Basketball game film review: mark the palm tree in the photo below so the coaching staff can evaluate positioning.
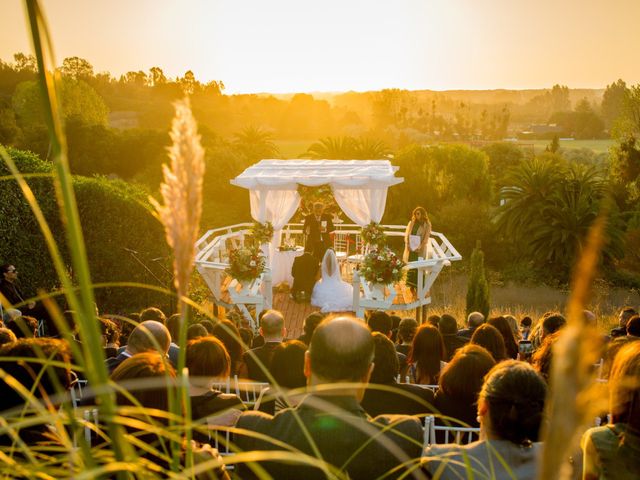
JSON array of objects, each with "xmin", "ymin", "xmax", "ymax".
[
  {"xmin": 304, "ymin": 136, "xmax": 358, "ymax": 159},
  {"xmin": 233, "ymin": 125, "xmax": 279, "ymax": 162},
  {"xmin": 353, "ymin": 137, "xmax": 391, "ymax": 159}
]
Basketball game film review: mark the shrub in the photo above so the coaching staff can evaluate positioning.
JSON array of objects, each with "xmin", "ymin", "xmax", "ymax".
[{"xmin": 466, "ymin": 243, "xmax": 490, "ymax": 318}]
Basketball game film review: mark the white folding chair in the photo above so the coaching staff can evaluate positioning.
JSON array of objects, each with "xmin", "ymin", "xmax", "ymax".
[
  {"xmin": 414, "ymin": 384, "xmax": 439, "ymax": 393},
  {"xmin": 333, "ymin": 232, "xmax": 349, "ymax": 261},
  {"xmin": 424, "ymin": 415, "xmax": 480, "ymax": 446},
  {"xmin": 233, "ymin": 376, "xmax": 269, "ymax": 409},
  {"xmin": 212, "ymin": 377, "xmax": 232, "ymax": 394}
]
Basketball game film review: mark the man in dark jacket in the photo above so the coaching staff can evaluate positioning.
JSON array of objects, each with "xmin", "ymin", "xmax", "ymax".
[
  {"xmin": 234, "ymin": 316, "xmax": 423, "ymax": 479},
  {"xmin": 241, "ymin": 309, "xmax": 286, "ymax": 382},
  {"xmin": 290, "ymin": 250, "xmax": 319, "ymax": 302},
  {"xmin": 303, "ymin": 202, "xmax": 335, "ymax": 262}
]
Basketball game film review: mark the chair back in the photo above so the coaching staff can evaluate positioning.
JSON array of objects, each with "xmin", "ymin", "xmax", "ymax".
[
  {"xmin": 423, "ymin": 415, "xmax": 480, "ymax": 446},
  {"xmin": 234, "ymin": 376, "xmax": 269, "ymax": 408}
]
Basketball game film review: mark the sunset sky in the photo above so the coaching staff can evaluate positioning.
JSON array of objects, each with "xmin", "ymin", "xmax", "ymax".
[{"xmin": 3, "ymin": 0, "xmax": 640, "ymax": 94}]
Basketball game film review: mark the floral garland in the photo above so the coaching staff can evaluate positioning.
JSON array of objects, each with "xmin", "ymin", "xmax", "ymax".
[
  {"xmin": 226, "ymin": 247, "xmax": 266, "ymax": 282},
  {"xmin": 361, "ymin": 221, "xmax": 387, "ymax": 247},
  {"xmin": 359, "ymin": 247, "xmax": 405, "ymax": 284},
  {"xmin": 250, "ymin": 221, "xmax": 274, "ymax": 244}
]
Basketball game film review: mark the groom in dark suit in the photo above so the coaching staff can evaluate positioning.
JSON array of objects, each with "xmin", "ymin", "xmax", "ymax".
[{"xmin": 303, "ymin": 202, "xmax": 335, "ymax": 262}]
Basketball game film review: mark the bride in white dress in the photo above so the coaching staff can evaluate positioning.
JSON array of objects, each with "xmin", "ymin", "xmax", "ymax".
[{"xmin": 311, "ymin": 249, "xmax": 354, "ymax": 313}]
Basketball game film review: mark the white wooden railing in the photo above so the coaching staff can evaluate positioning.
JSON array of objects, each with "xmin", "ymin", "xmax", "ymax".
[{"xmin": 195, "ymin": 223, "xmax": 461, "ymax": 327}]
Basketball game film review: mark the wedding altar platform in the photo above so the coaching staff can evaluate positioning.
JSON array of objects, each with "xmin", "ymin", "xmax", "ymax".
[{"xmin": 195, "ymin": 159, "xmax": 462, "ymax": 330}]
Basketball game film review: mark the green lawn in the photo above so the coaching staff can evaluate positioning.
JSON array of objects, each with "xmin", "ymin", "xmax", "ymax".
[
  {"xmin": 275, "ymin": 140, "xmax": 315, "ymax": 158},
  {"xmin": 525, "ymin": 139, "xmax": 614, "ymax": 154}
]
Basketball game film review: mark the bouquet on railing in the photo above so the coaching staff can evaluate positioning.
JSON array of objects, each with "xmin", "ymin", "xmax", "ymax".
[
  {"xmin": 250, "ymin": 221, "xmax": 274, "ymax": 244},
  {"xmin": 226, "ymin": 247, "xmax": 266, "ymax": 282},
  {"xmin": 361, "ymin": 221, "xmax": 387, "ymax": 247},
  {"xmin": 359, "ymin": 247, "xmax": 405, "ymax": 284}
]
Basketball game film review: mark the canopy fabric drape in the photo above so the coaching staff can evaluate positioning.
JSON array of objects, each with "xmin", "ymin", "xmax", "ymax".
[{"xmin": 331, "ymin": 186, "xmax": 388, "ymax": 226}]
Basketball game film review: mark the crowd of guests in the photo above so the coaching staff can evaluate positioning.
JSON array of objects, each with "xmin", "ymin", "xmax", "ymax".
[{"xmin": 0, "ymin": 295, "xmax": 639, "ymax": 478}]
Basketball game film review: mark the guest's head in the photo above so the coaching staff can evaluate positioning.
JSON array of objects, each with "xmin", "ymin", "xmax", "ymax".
[
  {"xmin": 532, "ymin": 331, "xmax": 561, "ymax": 382},
  {"xmin": 626, "ymin": 315, "xmax": 640, "ymax": 337},
  {"xmin": 120, "ymin": 313, "xmax": 140, "ymax": 344},
  {"xmin": 313, "ymin": 202, "xmax": 324, "ymax": 216},
  {"xmin": 438, "ymin": 314, "xmax": 458, "ymax": 336},
  {"xmin": 618, "ymin": 307, "xmax": 638, "ymax": 328},
  {"xmin": 0, "ymin": 338, "xmax": 71, "ymax": 411},
  {"xmin": 367, "ymin": 311, "xmax": 393, "ymax": 336},
  {"xmin": 306, "ymin": 316, "xmax": 374, "ymax": 390},
  {"xmin": 369, "ymin": 332, "xmax": 400, "ymax": 385},
  {"xmin": 166, "ymin": 314, "xmax": 181, "ymax": 343},
  {"xmin": 6, "ymin": 316, "xmax": 38, "ymax": 339},
  {"xmin": 2, "ymin": 308, "xmax": 21, "ymax": 323},
  {"xmin": 609, "ymin": 341, "xmax": 640, "ymax": 428},
  {"xmin": 211, "ymin": 320, "xmax": 244, "ymax": 374},
  {"xmin": 398, "ymin": 318, "xmax": 418, "ymax": 344},
  {"xmin": 200, "ymin": 319, "xmax": 216, "ymax": 335},
  {"xmin": 439, "ymin": 344, "xmax": 496, "ymax": 399},
  {"xmin": 187, "ymin": 324, "xmax": 208, "ymax": 341},
  {"xmin": 478, "ymin": 361, "xmax": 547, "ymax": 445},
  {"xmin": 541, "ymin": 313, "xmax": 566, "ymax": 339},
  {"xmin": 139, "ymin": 307, "xmax": 167, "ymax": 325},
  {"xmin": 260, "ymin": 310, "xmax": 286, "ymax": 342},
  {"xmin": 488, "ymin": 316, "xmax": 518, "ymax": 356},
  {"xmin": 112, "ymin": 352, "xmax": 176, "ymax": 411},
  {"xmin": 99, "ymin": 317, "xmax": 120, "ymax": 347},
  {"xmin": 520, "ymin": 316, "xmax": 532, "ymax": 330},
  {"xmin": 411, "ymin": 206, "xmax": 428, "ymax": 224},
  {"xmin": 408, "ymin": 324, "xmax": 446, "ymax": 382},
  {"xmin": 271, "ymin": 340, "xmax": 307, "ymax": 390},
  {"xmin": 186, "ymin": 336, "xmax": 230, "ymax": 389},
  {"xmin": 427, "ymin": 315, "xmax": 440, "ymax": 328},
  {"xmin": 1, "ymin": 264, "xmax": 17, "ymax": 282},
  {"xmin": 238, "ymin": 327, "xmax": 254, "ymax": 348},
  {"xmin": 0, "ymin": 327, "xmax": 17, "ymax": 346},
  {"xmin": 471, "ymin": 324, "xmax": 507, "ymax": 362},
  {"xmin": 127, "ymin": 320, "xmax": 171, "ymax": 356},
  {"xmin": 503, "ymin": 315, "xmax": 520, "ymax": 340},
  {"xmin": 467, "ymin": 311, "xmax": 485, "ymax": 329},
  {"xmin": 300, "ymin": 313, "xmax": 324, "ymax": 344},
  {"xmin": 583, "ymin": 310, "xmax": 597, "ymax": 326}
]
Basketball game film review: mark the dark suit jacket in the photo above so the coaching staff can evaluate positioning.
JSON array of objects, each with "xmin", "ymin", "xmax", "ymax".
[
  {"xmin": 235, "ymin": 394, "xmax": 423, "ymax": 479},
  {"xmin": 303, "ymin": 213, "xmax": 335, "ymax": 248},
  {"xmin": 457, "ymin": 327, "xmax": 477, "ymax": 340},
  {"xmin": 442, "ymin": 334, "xmax": 468, "ymax": 361},
  {"xmin": 106, "ymin": 352, "xmax": 131, "ymax": 373},
  {"xmin": 361, "ymin": 382, "xmax": 435, "ymax": 418},
  {"xmin": 291, "ymin": 252, "xmax": 319, "ymax": 295},
  {"xmin": 242, "ymin": 341, "xmax": 281, "ymax": 382}
]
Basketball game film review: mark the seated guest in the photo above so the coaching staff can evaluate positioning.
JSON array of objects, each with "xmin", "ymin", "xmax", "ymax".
[
  {"xmin": 581, "ymin": 341, "xmax": 640, "ymax": 479},
  {"xmin": 541, "ymin": 313, "xmax": 566, "ymax": 341},
  {"xmin": 113, "ymin": 352, "xmax": 229, "ymax": 479},
  {"xmin": 427, "ymin": 315, "xmax": 440, "ymax": 328},
  {"xmin": 6, "ymin": 315, "xmax": 38, "ymax": 339},
  {"xmin": 457, "ymin": 311, "xmax": 485, "ymax": 340},
  {"xmin": 119, "ymin": 312, "xmax": 139, "ymax": 345},
  {"xmin": 106, "ymin": 320, "xmax": 171, "ymax": 373},
  {"xmin": 390, "ymin": 314, "xmax": 402, "ymax": 343},
  {"xmin": 187, "ymin": 323, "xmax": 208, "ymax": 341},
  {"xmin": 136, "ymin": 307, "xmax": 179, "ymax": 366},
  {"xmin": 211, "ymin": 320, "xmax": 245, "ymax": 377},
  {"xmin": 626, "ymin": 315, "xmax": 640, "ymax": 337},
  {"xmin": 361, "ymin": 332, "xmax": 435, "ymax": 418},
  {"xmin": 368, "ymin": 311, "xmax": 408, "ymax": 371},
  {"xmin": 258, "ymin": 340, "xmax": 308, "ymax": 415},
  {"xmin": 438, "ymin": 314, "xmax": 467, "ymax": 361},
  {"xmin": 423, "ymin": 360, "xmax": 547, "ymax": 480},
  {"xmin": 0, "ymin": 338, "xmax": 70, "ymax": 448},
  {"xmin": 602, "ymin": 336, "xmax": 639, "ymax": 380},
  {"xmin": 504, "ymin": 314, "xmax": 521, "ymax": 341},
  {"xmin": 200, "ymin": 319, "xmax": 216, "ymax": 335},
  {"xmin": 166, "ymin": 313, "xmax": 181, "ymax": 343},
  {"xmin": 297, "ymin": 312, "xmax": 324, "ymax": 346},
  {"xmin": 396, "ymin": 318, "xmax": 418, "ymax": 356},
  {"xmin": 520, "ymin": 316, "xmax": 533, "ymax": 340},
  {"xmin": 408, "ymin": 324, "xmax": 446, "ymax": 384},
  {"xmin": 488, "ymin": 316, "xmax": 519, "ymax": 359},
  {"xmin": 99, "ymin": 317, "xmax": 120, "ymax": 359},
  {"xmin": 610, "ymin": 307, "xmax": 638, "ymax": 339},
  {"xmin": 241, "ymin": 310, "xmax": 286, "ymax": 382},
  {"xmin": 186, "ymin": 336, "xmax": 245, "ymax": 443},
  {"xmin": 434, "ymin": 345, "xmax": 496, "ymax": 434},
  {"xmin": 532, "ymin": 331, "xmax": 561, "ymax": 382},
  {"xmin": 470, "ymin": 324, "xmax": 507, "ymax": 362},
  {"xmin": 234, "ymin": 315, "xmax": 423, "ymax": 479},
  {"xmin": 0, "ymin": 327, "xmax": 17, "ymax": 346},
  {"xmin": 238, "ymin": 327, "xmax": 254, "ymax": 349}
]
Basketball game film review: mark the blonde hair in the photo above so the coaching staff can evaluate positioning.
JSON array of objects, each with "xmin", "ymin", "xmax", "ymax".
[{"xmin": 411, "ymin": 206, "xmax": 429, "ymax": 224}]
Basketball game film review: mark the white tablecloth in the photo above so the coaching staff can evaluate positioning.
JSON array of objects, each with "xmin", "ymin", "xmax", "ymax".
[{"xmin": 271, "ymin": 247, "xmax": 304, "ymax": 286}]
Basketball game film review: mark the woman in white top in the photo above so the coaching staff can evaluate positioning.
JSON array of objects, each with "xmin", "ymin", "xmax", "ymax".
[
  {"xmin": 311, "ymin": 249, "xmax": 353, "ymax": 313},
  {"xmin": 404, "ymin": 206, "xmax": 431, "ymax": 289}
]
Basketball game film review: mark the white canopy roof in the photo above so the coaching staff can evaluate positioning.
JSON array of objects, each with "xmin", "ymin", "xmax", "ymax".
[{"xmin": 231, "ymin": 159, "xmax": 404, "ymax": 190}]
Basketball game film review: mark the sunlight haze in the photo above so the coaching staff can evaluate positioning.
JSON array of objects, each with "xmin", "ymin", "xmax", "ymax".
[{"xmin": 2, "ymin": 0, "xmax": 640, "ymax": 93}]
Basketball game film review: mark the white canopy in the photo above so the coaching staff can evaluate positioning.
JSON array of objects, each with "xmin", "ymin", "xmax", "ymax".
[
  {"xmin": 231, "ymin": 159, "xmax": 404, "ymax": 190},
  {"xmin": 230, "ymin": 159, "xmax": 404, "ymax": 263}
]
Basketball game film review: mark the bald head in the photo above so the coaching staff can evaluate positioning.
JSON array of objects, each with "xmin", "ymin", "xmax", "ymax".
[
  {"xmin": 260, "ymin": 309, "xmax": 285, "ymax": 340},
  {"xmin": 127, "ymin": 321, "xmax": 171, "ymax": 355},
  {"xmin": 308, "ymin": 316, "xmax": 374, "ymax": 383}
]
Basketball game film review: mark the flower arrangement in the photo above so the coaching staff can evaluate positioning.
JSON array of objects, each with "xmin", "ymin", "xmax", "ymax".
[
  {"xmin": 359, "ymin": 247, "xmax": 405, "ymax": 284},
  {"xmin": 250, "ymin": 221, "xmax": 274, "ymax": 244},
  {"xmin": 226, "ymin": 247, "xmax": 266, "ymax": 282},
  {"xmin": 361, "ymin": 221, "xmax": 387, "ymax": 247}
]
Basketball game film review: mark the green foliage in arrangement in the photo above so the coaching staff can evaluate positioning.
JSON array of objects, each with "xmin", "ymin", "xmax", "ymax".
[
  {"xmin": 466, "ymin": 243, "xmax": 490, "ymax": 318},
  {"xmin": 360, "ymin": 247, "xmax": 405, "ymax": 284},
  {"xmin": 226, "ymin": 246, "xmax": 265, "ymax": 282},
  {"xmin": 0, "ymin": 146, "xmax": 170, "ymax": 312}
]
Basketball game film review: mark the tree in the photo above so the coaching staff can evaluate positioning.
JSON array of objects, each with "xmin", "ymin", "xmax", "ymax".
[
  {"xmin": 60, "ymin": 56, "xmax": 94, "ymax": 80},
  {"xmin": 482, "ymin": 142, "xmax": 525, "ymax": 186},
  {"xmin": 120, "ymin": 70, "xmax": 147, "ymax": 87},
  {"xmin": 12, "ymin": 53, "xmax": 36, "ymax": 73},
  {"xmin": 601, "ymin": 79, "xmax": 628, "ymax": 129},
  {"xmin": 233, "ymin": 126, "xmax": 279, "ymax": 162},
  {"xmin": 548, "ymin": 84, "xmax": 571, "ymax": 113},
  {"xmin": 466, "ymin": 243, "xmax": 490, "ymax": 318},
  {"xmin": 178, "ymin": 70, "xmax": 200, "ymax": 95},
  {"xmin": 305, "ymin": 136, "xmax": 358, "ymax": 159},
  {"xmin": 148, "ymin": 66, "xmax": 167, "ymax": 86},
  {"xmin": 546, "ymin": 135, "xmax": 560, "ymax": 153}
]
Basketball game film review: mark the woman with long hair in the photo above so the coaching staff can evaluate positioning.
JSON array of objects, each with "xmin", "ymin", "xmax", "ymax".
[
  {"xmin": 488, "ymin": 316, "xmax": 519, "ymax": 359},
  {"xmin": 471, "ymin": 323, "xmax": 508, "ymax": 362},
  {"xmin": 408, "ymin": 324, "xmax": 446, "ymax": 385},
  {"xmin": 403, "ymin": 206, "xmax": 431, "ymax": 289}
]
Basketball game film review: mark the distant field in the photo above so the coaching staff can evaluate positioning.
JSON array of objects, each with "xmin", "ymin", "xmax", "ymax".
[
  {"xmin": 520, "ymin": 139, "xmax": 614, "ymax": 154},
  {"xmin": 275, "ymin": 140, "xmax": 315, "ymax": 158}
]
